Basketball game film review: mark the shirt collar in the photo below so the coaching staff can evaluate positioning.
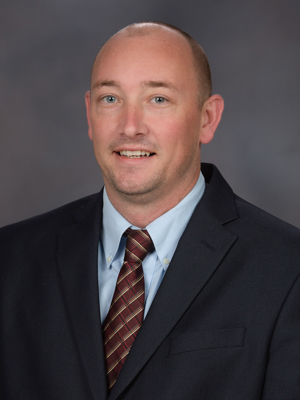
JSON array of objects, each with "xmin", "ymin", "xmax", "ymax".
[
  {"xmin": 146, "ymin": 172, "xmax": 205, "ymax": 270},
  {"xmin": 102, "ymin": 188, "xmax": 131, "ymax": 268},
  {"xmin": 101, "ymin": 172, "xmax": 205, "ymax": 269}
]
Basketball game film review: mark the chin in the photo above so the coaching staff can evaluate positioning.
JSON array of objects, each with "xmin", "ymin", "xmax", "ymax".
[
  {"xmin": 115, "ymin": 184, "xmax": 155, "ymax": 197},
  {"xmin": 113, "ymin": 179, "xmax": 162, "ymax": 198},
  {"xmin": 104, "ymin": 168, "xmax": 164, "ymax": 198}
]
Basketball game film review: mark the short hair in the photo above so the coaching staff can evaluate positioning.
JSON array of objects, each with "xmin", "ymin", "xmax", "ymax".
[{"xmin": 92, "ymin": 22, "xmax": 212, "ymax": 107}]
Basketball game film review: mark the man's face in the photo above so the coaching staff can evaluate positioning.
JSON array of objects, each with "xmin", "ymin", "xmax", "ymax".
[{"xmin": 86, "ymin": 29, "xmax": 205, "ymax": 206}]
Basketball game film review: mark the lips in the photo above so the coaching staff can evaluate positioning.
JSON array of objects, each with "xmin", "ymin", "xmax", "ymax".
[{"xmin": 119, "ymin": 150, "xmax": 153, "ymax": 158}]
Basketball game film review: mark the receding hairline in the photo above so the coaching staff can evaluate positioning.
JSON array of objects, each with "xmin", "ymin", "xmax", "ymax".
[
  {"xmin": 118, "ymin": 22, "xmax": 188, "ymax": 38},
  {"xmin": 91, "ymin": 22, "xmax": 212, "ymax": 106}
]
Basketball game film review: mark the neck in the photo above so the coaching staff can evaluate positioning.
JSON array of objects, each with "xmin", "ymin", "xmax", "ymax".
[{"xmin": 105, "ymin": 175, "xmax": 200, "ymax": 228}]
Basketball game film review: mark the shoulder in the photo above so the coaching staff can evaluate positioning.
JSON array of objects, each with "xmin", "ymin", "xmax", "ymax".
[
  {"xmin": 202, "ymin": 162, "xmax": 300, "ymax": 239},
  {"xmin": 233, "ymin": 194, "xmax": 300, "ymax": 244},
  {"xmin": 201, "ymin": 163, "xmax": 300, "ymax": 270},
  {"xmin": 0, "ymin": 192, "xmax": 101, "ymax": 245},
  {"xmin": 227, "ymin": 194, "xmax": 300, "ymax": 284}
]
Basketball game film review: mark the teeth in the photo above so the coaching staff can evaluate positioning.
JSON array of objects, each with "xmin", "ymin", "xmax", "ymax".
[{"xmin": 119, "ymin": 150, "xmax": 151, "ymax": 158}]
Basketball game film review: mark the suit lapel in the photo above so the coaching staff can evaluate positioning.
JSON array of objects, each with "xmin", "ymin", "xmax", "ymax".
[
  {"xmin": 56, "ymin": 192, "xmax": 108, "ymax": 400},
  {"xmin": 109, "ymin": 164, "xmax": 239, "ymax": 400}
]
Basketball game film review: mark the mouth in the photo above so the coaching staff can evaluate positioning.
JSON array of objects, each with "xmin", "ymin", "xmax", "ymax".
[{"xmin": 117, "ymin": 150, "xmax": 155, "ymax": 158}]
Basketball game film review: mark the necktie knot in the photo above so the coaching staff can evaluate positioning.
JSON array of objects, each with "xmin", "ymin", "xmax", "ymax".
[{"xmin": 124, "ymin": 228, "xmax": 153, "ymax": 264}]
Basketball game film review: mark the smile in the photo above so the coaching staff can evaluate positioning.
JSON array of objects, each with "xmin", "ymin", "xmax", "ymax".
[{"xmin": 119, "ymin": 150, "xmax": 153, "ymax": 158}]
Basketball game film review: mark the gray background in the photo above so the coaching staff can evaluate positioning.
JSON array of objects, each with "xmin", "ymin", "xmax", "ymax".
[{"xmin": 1, "ymin": 0, "xmax": 300, "ymax": 228}]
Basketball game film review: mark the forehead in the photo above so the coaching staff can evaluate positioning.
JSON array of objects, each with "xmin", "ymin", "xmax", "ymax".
[{"xmin": 91, "ymin": 29, "xmax": 196, "ymax": 88}]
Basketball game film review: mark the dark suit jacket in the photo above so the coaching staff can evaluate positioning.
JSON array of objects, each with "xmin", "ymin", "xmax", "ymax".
[{"xmin": 1, "ymin": 163, "xmax": 300, "ymax": 400}]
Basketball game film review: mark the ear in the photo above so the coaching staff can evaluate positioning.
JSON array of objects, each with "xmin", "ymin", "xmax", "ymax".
[
  {"xmin": 199, "ymin": 94, "xmax": 224, "ymax": 144},
  {"xmin": 85, "ymin": 91, "xmax": 93, "ymax": 141}
]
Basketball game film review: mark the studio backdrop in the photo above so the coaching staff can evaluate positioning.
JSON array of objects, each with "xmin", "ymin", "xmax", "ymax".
[{"xmin": 1, "ymin": 0, "xmax": 299, "ymax": 228}]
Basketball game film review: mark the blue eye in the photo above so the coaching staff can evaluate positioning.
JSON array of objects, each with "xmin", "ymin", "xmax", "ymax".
[
  {"xmin": 152, "ymin": 97, "xmax": 167, "ymax": 104},
  {"xmin": 103, "ymin": 95, "xmax": 117, "ymax": 103}
]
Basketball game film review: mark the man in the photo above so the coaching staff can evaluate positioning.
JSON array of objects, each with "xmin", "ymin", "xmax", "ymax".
[{"xmin": 1, "ymin": 22, "xmax": 300, "ymax": 400}]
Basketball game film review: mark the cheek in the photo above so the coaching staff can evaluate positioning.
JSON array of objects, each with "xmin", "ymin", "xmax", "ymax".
[
  {"xmin": 155, "ymin": 117, "xmax": 198, "ymax": 151},
  {"xmin": 90, "ymin": 117, "xmax": 113, "ymax": 144}
]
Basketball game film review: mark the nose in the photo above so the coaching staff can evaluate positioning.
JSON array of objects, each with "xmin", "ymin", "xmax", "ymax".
[{"xmin": 119, "ymin": 103, "xmax": 148, "ymax": 138}]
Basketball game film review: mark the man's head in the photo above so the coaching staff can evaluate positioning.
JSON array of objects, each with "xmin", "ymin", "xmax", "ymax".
[
  {"xmin": 85, "ymin": 22, "xmax": 224, "ymax": 222},
  {"xmin": 91, "ymin": 22, "xmax": 212, "ymax": 107}
]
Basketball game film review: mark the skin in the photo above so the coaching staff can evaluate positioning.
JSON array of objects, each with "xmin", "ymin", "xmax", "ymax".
[{"xmin": 85, "ymin": 26, "xmax": 224, "ymax": 227}]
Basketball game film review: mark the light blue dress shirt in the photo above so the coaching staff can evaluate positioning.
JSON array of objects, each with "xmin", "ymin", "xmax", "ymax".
[{"xmin": 98, "ymin": 172, "xmax": 205, "ymax": 323}]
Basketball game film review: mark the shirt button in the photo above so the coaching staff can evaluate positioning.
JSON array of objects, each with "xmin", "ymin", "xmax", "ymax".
[
  {"xmin": 163, "ymin": 258, "xmax": 170, "ymax": 265},
  {"xmin": 107, "ymin": 256, "xmax": 112, "ymax": 263}
]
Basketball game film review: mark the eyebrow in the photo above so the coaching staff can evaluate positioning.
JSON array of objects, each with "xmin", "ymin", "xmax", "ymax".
[
  {"xmin": 92, "ymin": 79, "xmax": 178, "ymax": 92},
  {"xmin": 141, "ymin": 80, "xmax": 178, "ymax": 91},
  {"xmin": 92, "ymin": 80, "xmax": 120, "ymax": 91}
]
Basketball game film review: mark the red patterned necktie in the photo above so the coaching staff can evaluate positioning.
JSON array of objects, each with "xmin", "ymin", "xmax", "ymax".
[{"xmin": 103, "ymin": 228, "xmax": 153, "ymax": 390}]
